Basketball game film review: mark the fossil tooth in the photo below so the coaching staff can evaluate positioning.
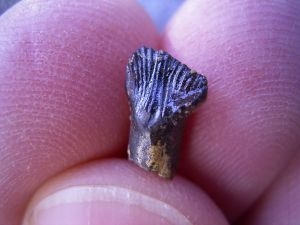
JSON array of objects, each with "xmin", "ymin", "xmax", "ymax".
[{"xmin": 126, "ymin": 46, "xmax": 208, "ymax": 179}]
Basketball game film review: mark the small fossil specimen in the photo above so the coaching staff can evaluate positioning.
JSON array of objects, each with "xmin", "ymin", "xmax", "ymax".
[{"xmin": 126, "ymin": 47, "xmax": 208, "ymax": 179}]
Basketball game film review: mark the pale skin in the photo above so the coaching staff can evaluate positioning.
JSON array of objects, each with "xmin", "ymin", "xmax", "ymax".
[{"xmin": 0, "ymin": 0, "xmax": 300, "ymax": 225}]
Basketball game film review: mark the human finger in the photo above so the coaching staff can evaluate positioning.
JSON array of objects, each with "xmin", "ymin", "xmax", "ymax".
[
  {"xmin": 0, "ymin": 0, "xmax": 158, "ymax": 224},
  {"xmin": 163, "ymin": 0, "xmax": 300, "ymax": 221},
  {"xmin": 22, "ymin": 159, "xmax": 229, "ymax": 225},
  {"xmin": 241, "ymin": 154, "xmax": 300, "ymax": 224}
]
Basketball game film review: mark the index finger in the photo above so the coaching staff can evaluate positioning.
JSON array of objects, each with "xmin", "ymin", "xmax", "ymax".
[{"xmin": 0, "ymin": 0, "xmax": 157, "ymax": 224}]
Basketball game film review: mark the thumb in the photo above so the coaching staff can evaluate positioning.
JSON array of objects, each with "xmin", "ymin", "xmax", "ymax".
[{"xmin": 22, "ymin": 159, "xmax": 228, "ymax": 225}]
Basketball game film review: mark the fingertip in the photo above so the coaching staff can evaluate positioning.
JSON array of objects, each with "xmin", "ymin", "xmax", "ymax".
[
  {"xmin": 0, "ymin": 0, "xmax": 158, "ymax": 157},
  {"xmin": 0, "ymin": 0, "xmax": 158, "ymax": 224},
  {"xmin": 163, "ymin": 0, "xmax": 300, "ymax": 220},
  {"xmin": 23, "ymin": 159, "xmax": 228, "ymax": 225}
]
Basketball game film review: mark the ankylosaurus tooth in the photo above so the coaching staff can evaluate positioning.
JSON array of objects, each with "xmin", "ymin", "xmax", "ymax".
[{"xmin": 126, "ymin": 46, "xmax": 208, "ymax": 179}]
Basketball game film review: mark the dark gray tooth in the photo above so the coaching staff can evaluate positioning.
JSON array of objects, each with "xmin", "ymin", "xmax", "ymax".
[{"xmin": 126, "ymin": 46, "xmax": 208, "ymax": 179}]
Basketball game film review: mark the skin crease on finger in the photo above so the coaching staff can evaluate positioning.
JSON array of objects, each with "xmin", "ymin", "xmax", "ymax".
[
  {"xmin": 0, "ymin": 0, "xmax": 159, "ymax": 224},
  {"xmin": 163, "ymin": 0, "xmax": 300, "ymax": 222},
  {"xmin": 22, "ymin": 159, "xmax": 229, "ymax": 225},
  {"xmin": 241, "ymin": 153, "xmax": 300, "ymax": 225}
]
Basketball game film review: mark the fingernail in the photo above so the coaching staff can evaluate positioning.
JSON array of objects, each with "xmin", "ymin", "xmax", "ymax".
[{"xmin": 23, "ymin": 185, "xmax": 191, "ymax": 225}]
